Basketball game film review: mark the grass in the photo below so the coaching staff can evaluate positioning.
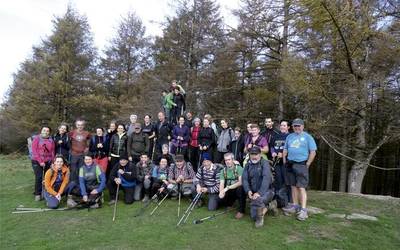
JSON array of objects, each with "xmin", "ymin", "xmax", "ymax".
[{"xmin": 0, "ymin": 155, "xmax": 399, "ymax": 250}]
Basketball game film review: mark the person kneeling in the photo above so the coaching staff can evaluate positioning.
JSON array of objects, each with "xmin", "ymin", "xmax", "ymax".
[
  {"xmin": 219, "ymin": 153, "xmax": 246, "ymax": 219},
  {"xmin": 135, "ymin": 154, "xmax": 155, "ymax": 202},
  {"xmin": 67, "ymin": 153, "xmax": 106, "ymax": 208},
  {"xmin": 242, "ymin": 147, "xmax": 274, "ymax": 228},
  {"xmin": 192, "ymin": 155, "xmax": 221, "ymax": 211},
  {"xmin": 44, "ymin": 155, "xmax": 70, "ymax": 208},
  {"xmin": 108, "ymin": 154, "xmax": 137, "ymax": 205},
  {"xmin": 167, "ymin": 155, "xmax": 195, "ymax": 198}
]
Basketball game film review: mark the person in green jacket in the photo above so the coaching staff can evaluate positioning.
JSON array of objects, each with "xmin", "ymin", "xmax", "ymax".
[{"xmin": 162, "ymin": 89, "xmax": 177, "ymax": 124}]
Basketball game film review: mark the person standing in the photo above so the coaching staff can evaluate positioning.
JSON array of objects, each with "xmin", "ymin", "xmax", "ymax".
[
  {"xmin": 108, "ymin": 124, "xmax": 128, "ymax": 179},
  {"xmin": 154, "ymin": 112, "xmax": 172, "ymax": 157},
  {"xmin": 216, "ymin": 119, "xmax": 235, "ymax": 163},
  {"xmin": 53, "ymin": 123, "xmax": 70, "ymax": 161},
  {"xmin": 282, "ymin": 119, "xmax": 317, "ymax": 221},
  {"xmin": 229, "ymin": 127, "xmax": 245, "ymax": 165},
  {"xmin": 188, "ymin": 117, "xmax": 201, "ymax": 172},
  {"xmin": 31, "ymin": 126, "xmax": 55, "ymax": 201},
  {"xmin": 127, "ymin": 123, "xmax": 150, "ymax": 165},
  {"xmin": 198, "ymin": 118, "xmax": 216, "ymax": 163},
  {"xmin": 68, "ymin": 119, "xmax": 91, "ymax": 184},
  {"xmin": 142, "ymin": 114, "xmax": 156, "ymax": 160},
  {"xmin": 171, "ymin": 116, "xmax": 190, "ymax": 158},
  {"xmin": 172, "ymin": 88, "xmax": 186, "ymax": 124},
  {"xmin": 261, "ymin": 117, "xmax": 279, "ymax": 159},
  {"xmin": 127, "ymin": 114, "xmax": 138, "ymax": 137},
  {"xmin": 89, "ymin": 127, "xmax": 109, "ymax": 173}
]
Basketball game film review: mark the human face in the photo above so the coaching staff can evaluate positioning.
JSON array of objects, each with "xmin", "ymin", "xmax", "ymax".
[
  {"xmin": 54, "ymin": 157, "xmax": 64, "ymax": 170},
  {"xmin": 84, "ymin": 156, "xmax": 93, "ymax": 166},
  {"xmin": 130, "ymin": 115, "xmax": 137, "ymax": 124},
  {"xmin": 186, "ymin": 113, "xmax": 192, "ymax": 120},
  {"xmin": 117, "ymin": 125, "xmax": 125, "ymax": 134},
  {"xmin": 58, "ymin": 125, "xmax": 67, "ymax": 135},
  {"xmin": 194, "ymin": 120, "xmax": 200, "ymax": 127},
  {"xmin": 109, "ymin": 123, "xmax": 116, "ymax": 132},
  {"xmin": 247, "ymin": 124, "xmax": 252, "ymax": 133},
  {"xmin": 158, "ymin": 112, "xmax": 165, "ymax": 122},
  {"xmin": 280, "ymin": 122, "xmax": 289, "ymax": 133},
  {"xmin": 76, "ymin": 121, "xmax": 85, "ymax": 131},
  {"xmin": 179, "ymin": 117, "xmax": 185, "ymax": 126},
  {"xmin": 220, "ymin": 120, "xmax": 228, "ymax": 129},
  {"xmin": 234, "ymin": 130, "xmax": 241, "ymax": 138},
  {"xmin": 293, "ymin": 124, "xmax": 304, "ymax": 134},
  {"xmin": 251, "ymin": 127, "xmax": 260, "ymax": 136},
  {"xmin": 224, "ymin": 156, "xmax": 234, "ymax": 167},
  {"xmin": 144, "ymin": 116, "xmax": 151, "ymax": 124},
  {"xmin": 159, "ymin": 159, "xmax": 168, "ymax": 168},
  {"xmin": 96, "ymin": 128, "xmax": 103, "ymax": 136},
  {"xmin": 119, "ymin": 159, "xmax": 128, "ymax": 167},
  {"xmin": 250, "ymin": 153, "xmax": 261, "ymax": 163},
  {"xmin": 162, "ymin": 145, "xmax": 169, "ymax": 154},
  {"xmin": 140, "ymin": 155, "xmax": 148, "ymax": 163},
  {"xmin": 203, "ymin": 119, "xmax": 210, "ymax": 127},
  {"xmin": 265, "ymin": 118, "xmax": 273, "ymax": 129},
  {"xmin": 41, "ymin": 127, "xmax": 50, "ymax": 138},
  {"xmin": 174, "ymin": 89, "xmax": 180, "ymax": 95},
  {"xmin": 176, "ymin": 160, "xmax": 184, "ymax": 168}
]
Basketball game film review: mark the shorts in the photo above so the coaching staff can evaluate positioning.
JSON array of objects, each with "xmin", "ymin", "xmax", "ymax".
[{"xmin": 285, "ymin": 161, "xmax": 309, "ymax": 188}]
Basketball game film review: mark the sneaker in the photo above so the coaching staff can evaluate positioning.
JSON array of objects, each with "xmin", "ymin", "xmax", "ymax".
[
  {"xmin": 34, "ymin": 195, "xmax": 41, "ymax": 202},
  {"xmin": 67, "ymin": 196, "xmax": 77, "ymax": 208},
  {"xmin": 255, "ymin": 207, "xmax": 267, "ymax": 228},
  {"xmin": 297, "ymin": 209, "xmax": 308, "ymax": 221},
  {"xmin": 282, "ymin": 204, "xmax": 298, "ymax": 216},
  {"xmin": 235, "ymin": 212, "xmax": 244, "ymax": 219},
  {"xmin": 142, "ymin": 195, "xmax": 149, "ymax": 203},
  {"xmin": 268, "ymin": 200, "xmax": 279, "ymax": 216},
  {"xmin": 90, "ymin": 203, "xmax": 99, "ymax": 209},
  {"xmin": 108, "ymin": 200, "xmax": 116, "ymax": 205}
]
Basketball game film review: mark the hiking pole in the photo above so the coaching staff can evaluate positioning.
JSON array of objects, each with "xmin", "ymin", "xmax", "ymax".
[
  {"xmin": 112, "ymin": 184, "xmax": 120, "ymax": 222},
  {"xmin": 150, "ymin": 186, "xmax": 175, "ymax": 216},
  {"xmin": 13, "ymin": 207, "xmax": 69, "ymax": 213},
  {"xmin": 183, "ymin": 192, "xmax": 202, "ymax": 224},
  {"xmin": 193, "ymin": 207, "xmax": 234, "ymax": 224},
  {"xmin": 177, "ymin": 192, "xmax": 202, "ymax": 226},
  {"xmin": 134, "ymin": 192, "xmax": 160, "ymax": 217},
  {"xmin": 177, "ymin": 184, "xmax": 181, "ymax": 217}
]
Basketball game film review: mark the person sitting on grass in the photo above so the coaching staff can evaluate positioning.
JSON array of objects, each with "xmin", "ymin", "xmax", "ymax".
[
  {"xmin": 43, "ymin": 155, "xmax": 70, "ymax": 208},
  {"xmin": 192, "ymin": 155, "xmax": 222, "ymax": 211},
  {"xmin": 242, "ymin": 146, "xmax": 275, "ymax": 228},
  {"xmin": 167, "ymin": 154, "xmax": 195, "ymax": 198},
  {"xmin": 108, "ymin": 154, "xmax": 138, "ymax": 205},
  {"xmin": 135, "ymin": 154, "xmax": 155, "ymax": 202},
  {"xmin": 151, "ymin": 157, "xmax": 170, "ymax": 196},
  {"xmin": 67, "ymin": 153, "xmax": 106, "ymax": 208},
  {"xmin": 218, "ymin": 152, "xmax": 246, "ymax": 219}
]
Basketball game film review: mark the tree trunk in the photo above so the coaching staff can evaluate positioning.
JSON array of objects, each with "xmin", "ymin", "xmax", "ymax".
[
  {"xmin": 348, "ymin": 163, "xmax": 367, "ymax": 193},
  {"xmin": 278, "ymin": 0, "xmax": 290, "ymax": 121},
  {"xmin": 326, "ymin": 146, "xmax": 335, "ymax": 191},
  {"xmin": 339, "ymin": 140, "xmax": 347, "ymax": 192}
]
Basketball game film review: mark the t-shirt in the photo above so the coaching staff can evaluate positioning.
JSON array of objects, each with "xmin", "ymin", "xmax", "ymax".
[
  {"xmin": 69, "ymin": 130, "xmax": 90, "ymax": 156},
  {"xmin": 284, "ymin": 132, "xmax": 317, "ymax": 162},
  {"xmin": 220, "ymin": 165, "xmax": 244, "ymax": 186}
]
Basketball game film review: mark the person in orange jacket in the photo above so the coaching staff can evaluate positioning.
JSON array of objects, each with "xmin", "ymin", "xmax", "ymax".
[{"xmin": 43, "ymin": 155, "xmax": 70, "ymax": 208}]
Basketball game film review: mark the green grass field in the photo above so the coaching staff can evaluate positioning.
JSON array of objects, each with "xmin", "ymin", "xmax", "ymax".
[{"xmin": 0, "ymin": 155, "xmax": 399, "ymax": 250}]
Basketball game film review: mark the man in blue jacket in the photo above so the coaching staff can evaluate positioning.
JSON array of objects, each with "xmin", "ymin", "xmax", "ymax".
[{"xmin": 242, "ymin": 146, "xmax": 274, "ymax": 228}]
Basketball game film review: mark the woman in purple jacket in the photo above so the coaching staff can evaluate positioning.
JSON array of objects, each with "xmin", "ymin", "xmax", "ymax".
[{"xmin": 170, "ymin": 116, "xmax": 190, "ymax": 159}]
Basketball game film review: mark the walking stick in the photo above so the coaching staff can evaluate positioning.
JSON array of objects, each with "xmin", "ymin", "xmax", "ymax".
[
  {"xmin": 177, "ymin": 184, "xmax": 182, "ymax": 217},
  {"xmin": 177, "ymin": 192, "xmax": 202, "ymax": 226},
  {"xmin": 149, "ymin": 187, "xmax": 174, "ymax": 216},
  {"xmin": 112, "ymin": 184, "xmax": 120, "ymax": 222},
  {"xmin": 193, "ymin": 207, "xmax": 234, "ymax": 224},
  {"xmin": 134, "ymin": 192, "xmax": 159, "ymax": 217}
]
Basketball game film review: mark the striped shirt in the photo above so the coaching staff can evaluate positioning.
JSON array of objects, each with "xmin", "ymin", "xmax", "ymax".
[{"xmin": 193, "ymin": 164, "xmax": 221, "ymax": 194}]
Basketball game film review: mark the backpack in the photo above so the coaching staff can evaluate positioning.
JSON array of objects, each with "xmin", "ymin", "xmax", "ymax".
[{"xmin": 222, "ymin": 164, "xmax": 239, "ymax": 187}]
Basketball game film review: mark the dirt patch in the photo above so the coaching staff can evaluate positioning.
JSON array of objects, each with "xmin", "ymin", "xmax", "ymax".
[{"xmin": 286, "ymin": 232, "xmax": 304, "ymax": 243}]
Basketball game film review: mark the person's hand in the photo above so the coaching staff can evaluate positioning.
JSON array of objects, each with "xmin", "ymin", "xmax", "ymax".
[
  {"xmin": 83, "ymin": 195, "xmax": 88, "ymax": 202},
  {"xmin": 272, "ymin": 152, "xmax": 277, "ymax": 158},
  {"xmin": 55, "ymin": 194, "xmax": 61, "ymax": 201},
  {"xmin": 248, "ymin": 191, "xmax": 253, "ymax": 199},
  {"xmin": 40, "ymin": 162, "xmax": 45, "ymax": 167},
  {"xmin": 91, "ymin": 189, "xmax": 98, "ymax": 195},
  {"xmin": 58, "ymin": 140, "xmax": 63, "ymax": 145},
  {"xmin": 128, "ymin": 156, "xmax": 132, "ymax": 162},
  {"xmin": 118, "ymin": 169, "xmax": 124, "ymax": 175},
  {"xmin": 219, "ymin": 190, "xmax": 225, "ymax": 199},
  {"xmin": 278, "ymin": 152, "xmax": 283, "ymax": 158},
  {"xmin": 168, "ymin": 136, "xmax": 171, "ymax": 140},
  {"xmin": 145, "ymin": 175, "xmax": 150, "ymax": 180},
  {"xmin": 201, "ymin": 187, "xmax": 208, "ymax": 193},
  {"xmin": 115, "ymin": 178, "xmax": 121, "ymax": 185},
  {"xmin": 159, "ymin": 187, "xmax": 165, "ymax": 193},
  {"xmin": 196, "ymin": 185, "xmax": 202, "ymax": 194},
  {"xmin": 97, "ymin": 143, "xmax": 103, "ymax": 148},
  {"xmin": 233, "ymin": 160, "xmax": 240, "ymax": 165},
  {"xmin": 252, "ymin": 192, "xmax": 260, "ymax": 200},
  {"xmin": 203, "ymin": 146, "xmax": 207, "ymax": 150},
  {"xmin": 108, "ymin": 157, "xmax": 111, "ymax": 161}
]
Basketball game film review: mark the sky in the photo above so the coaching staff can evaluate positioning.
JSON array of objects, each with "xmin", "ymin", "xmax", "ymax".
[{"xmin": 0, "ymin": 0, "xmax": 240, "ymax": 104}]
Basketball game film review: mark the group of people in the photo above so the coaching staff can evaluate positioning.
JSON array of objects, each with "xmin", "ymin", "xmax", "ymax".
[{"xmin": 29, "ymin": 81, "xmax": 317, "ymax": 227}]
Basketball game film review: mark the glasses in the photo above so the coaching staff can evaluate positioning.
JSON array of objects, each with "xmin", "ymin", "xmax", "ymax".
[{"xmin": 293, "ymin": 125, "xmax": 301, "ymax": 127}]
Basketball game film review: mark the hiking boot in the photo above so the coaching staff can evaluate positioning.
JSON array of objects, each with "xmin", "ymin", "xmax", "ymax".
[
  {"xmin": 90, "ymin": 203, "xmax": 100, "ymax": 209},
  {"xmin": 282, "ymin": 204, "xmax": 298, "ymax": 216},
  {"xmin": 67, "ymin": 195, "xmax": 77, "ymax": 208},
  {"xmin": 268, "ymin": 200, "xmax": 279, "ymax": 216},
  {"xmin": 255, "ymin": 207, "xmax": 267, "ymax": 228},
  {"xmin": 34, "ymin": 195, "xmax": 41, "ymax": 202},
  {"xmin": 235, "ymin": 212, "xmax": 244, "ymax": 219},
  {"xmin": 108, "ymin": 200, "xmax": 116, "ymax": 205},
  {"xmin": 297, "ymin": 209, "xmax": 308, "ymax": 221},
  {"xmin": 142, "ymin": 195, "xmax": 149, "ymax": 203}
]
